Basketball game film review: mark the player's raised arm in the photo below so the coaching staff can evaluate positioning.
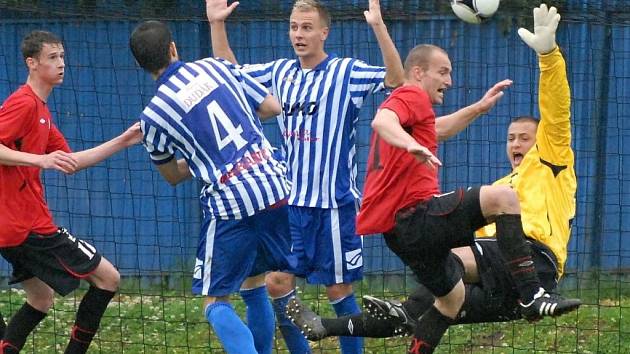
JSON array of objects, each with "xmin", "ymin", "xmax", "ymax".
[
  {"xmin": 206, "ymin": 0, "xmax": 239, "ymax": 63},
  {"xmin": 519, "ymin": 4, "xmax": 571, "ymax": 157},
  {"xmin": 435, "ymin": 79, "xmax": 512, "ymax": 141},
  {"xmin": 364, "ymin": 0, "xmax": 404, "ymax": 88}
]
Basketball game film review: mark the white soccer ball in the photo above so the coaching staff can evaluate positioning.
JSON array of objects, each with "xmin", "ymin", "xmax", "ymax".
[{"xmin": 450, "ymin": 0, "xmax": 500, "ymax": 24}]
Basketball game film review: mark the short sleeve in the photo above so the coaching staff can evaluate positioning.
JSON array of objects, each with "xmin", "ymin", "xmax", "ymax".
[
  {"xmin": 0, "ymin": 95, "xmax": 33, "ymax": 146},
  {"xmin": 46, "ymin": 123, "xmax": 71, "ymax": 153},
  {"xmin": 349, "ymin": 60, "xmax": 386, "ymax": 97},
  {"xmin": 140, "ymin": 114, "xmax": 175, "ymax": 165},
  {"xmin": 381, "ymin": 88, "xmax": 432, "ymax": 127},
  {"xmin": 231, "ymin": 59, "xmax": 280, "ymax": 90},
  {"xmin": 214, "ymin": 58, "xmax": 273, "ymax": 112}
]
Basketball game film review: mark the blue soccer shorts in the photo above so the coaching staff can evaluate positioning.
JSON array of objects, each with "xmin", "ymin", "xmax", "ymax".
[
  {"xmin": 289, "ymin": 203, "xmax": 363, "ymax": 285},
  {"xmin": 192, "ymin": 204, "xmax": 296, "ymax": 297}
]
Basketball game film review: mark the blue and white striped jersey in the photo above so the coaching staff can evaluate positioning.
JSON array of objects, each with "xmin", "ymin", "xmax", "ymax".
[
  {"xmin": 140, "ymin": 59, "xmax": 289, "ymax": 219},
  {"xmin": 239, "ymin": 55, "xmax": 386, "ymax": 208}
]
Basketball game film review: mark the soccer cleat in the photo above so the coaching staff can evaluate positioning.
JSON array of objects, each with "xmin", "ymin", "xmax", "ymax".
[
  {"xmin": 519, "ymin": 288, "xmax": 582, "ymax": 322},
  {"xmin": 363, "ymin": 295, "xmax": 416, "ymax": 336},
  {"xmin": 286, "ymin": 297, "xmax": 328, "ymax": 341}
]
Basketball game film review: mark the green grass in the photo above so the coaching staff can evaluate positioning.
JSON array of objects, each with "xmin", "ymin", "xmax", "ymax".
[{"xmin": 0, "ymin": 274, "xmax": 628, "ymax": 353}]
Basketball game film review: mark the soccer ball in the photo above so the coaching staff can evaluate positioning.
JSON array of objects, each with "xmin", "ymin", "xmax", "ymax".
[{"xmin": 450, "ymin": 0, "xmax": 500, "ymax": 24}]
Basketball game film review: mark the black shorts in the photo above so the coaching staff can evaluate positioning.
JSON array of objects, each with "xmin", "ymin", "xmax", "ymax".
[
  {"xmin": 384, "ymin": 187, "xmax": 486, "ymax": 297},
  {"xmin": 0, "ymin": 228, "xmax": 102, "ymax": 296},
  {"xmin": 457, "ymin": 237, "xmax": 559, "ymax": 323}
]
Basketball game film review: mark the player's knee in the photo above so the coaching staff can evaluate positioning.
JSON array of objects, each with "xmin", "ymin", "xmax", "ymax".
[
  {"xmin": 481, "ymin": 185, "xmax": 519, "ymax": 215},
  {"xmin": 27, "ymin": 289, "xmax": 54, "ymax": 313},
  {"xmin": 90, "ymin": 258, "xmax": 120, "ymax": 291},
  {"xmin": 434, "ymin": 282, "xmax": 465, "ymax": 319},
  {"xmin": 241, "ymin": 273, "xmax": 266, "ymax": 290},
  {"xmin": 108, "ymin": 268, "xmax": 121, "ymax": 290},
  {"xmin": 95, "ymin": 267, "xmax": 120, "ymax": 292},
  {"xmin": 265, "ymin": 272, "xmax": 294, "ymax": 297},
  {"xmin": 326, "ymin": 283, "xmax": 353, "ymax": 301},
  {"xmin": 203, "ymin": 295, "xmax": 230, "ymax": 314}
]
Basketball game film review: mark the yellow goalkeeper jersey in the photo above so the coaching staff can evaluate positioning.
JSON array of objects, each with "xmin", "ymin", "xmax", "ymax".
[{"xmin": 477, "ymin": 48, "xmax": 576, "ymax": 277}]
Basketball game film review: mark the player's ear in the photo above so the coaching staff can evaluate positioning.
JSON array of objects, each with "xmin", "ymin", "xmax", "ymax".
[
  {"xmin": 320, "ymin": 26, "xmax": 329, "ymax": 41},
  {"xmin": 25, "ymin": 56, "xmax": 36, "ymax": 71},
  {"xmin": 412, "ymin": 66, "xmax": 423, "ymax": 81}
]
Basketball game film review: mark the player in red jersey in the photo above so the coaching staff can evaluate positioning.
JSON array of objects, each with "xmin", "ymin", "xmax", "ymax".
[
  {"xmin": 0, "ymin": 30, "xmax": 141, "ymax": 354},
  {"xmin": 351, "ymin": 44, "xmax": 580, "ymax": 353}
]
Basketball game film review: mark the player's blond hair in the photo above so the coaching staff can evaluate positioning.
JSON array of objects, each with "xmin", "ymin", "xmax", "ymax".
[{"xmin": 292, "ymin": 0, "xmax": 331, "ymax": 27}]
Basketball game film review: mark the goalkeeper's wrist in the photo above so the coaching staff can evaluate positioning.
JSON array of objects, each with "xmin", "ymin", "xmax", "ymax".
[{"xmin": 538, "ymin": 45, "xmax": 560, "ymax": 57}]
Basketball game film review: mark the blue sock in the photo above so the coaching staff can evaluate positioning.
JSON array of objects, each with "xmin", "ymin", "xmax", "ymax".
[
  {"xmin": 331, "ymin": 293, "xmax": 363, "ymax": 354},
  {"xmin": 205, "ymin": 302, "xmax": 257, "ymax": 354},
  {"xmin": 272, "ymin": 290, "xmax": 311, "ymax": 354},
  {"xmin": 240, "ymin": 286, "xmax": 274, "ymax": 354}
]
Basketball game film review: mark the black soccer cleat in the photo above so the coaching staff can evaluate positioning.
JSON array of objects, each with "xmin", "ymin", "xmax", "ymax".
[
  {"xmin": 286, "ymin": 297, "xmax": 328, "ymax": 341},
  {"xmin": 519, "ymin": 288, "xmax": 582, "ymax": 322},
  {"xmin": 363, "ymin": 295, "xmax": 416, "ymax": 336}
]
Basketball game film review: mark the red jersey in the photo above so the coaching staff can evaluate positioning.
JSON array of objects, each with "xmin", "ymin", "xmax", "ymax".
[
  {"xmin": 0, "ymin": 84, "xmax": 71, "ymax": 247},
  {"xmin": 356, "ymin": 85, "xmax": 439, "ymax": 235}
]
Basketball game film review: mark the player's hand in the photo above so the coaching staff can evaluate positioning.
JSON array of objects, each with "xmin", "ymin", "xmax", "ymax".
[
  {"xmin": 205, "ymin": 0, "xmax": 239, "ymax": 24},
  {"xmin": 475, "ymin": 79, "xmax": 512, "ymax": 115},
  {"xmin": 364, "ymin": 0, "xmax": 385, "ymax": 27},
  {"xmin": 39, "ymin": 150, "xmax": 78, "ymax": 174},
  {"xmin": 407, "ymin": 143, "xmax": 441, "ymax": 170},
  {"xmin": 517, "ymin": 4, "xmax": 560, "ymax": 55},
  {"xmin": 120, "ymin": 122, "xmax": 143, "ymax": 147}
]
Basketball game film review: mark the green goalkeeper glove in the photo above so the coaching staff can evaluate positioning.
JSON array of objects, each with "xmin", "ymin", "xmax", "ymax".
[{"xmin": 517, "ymin": 4, "xmax": 561, "ymax": 55}]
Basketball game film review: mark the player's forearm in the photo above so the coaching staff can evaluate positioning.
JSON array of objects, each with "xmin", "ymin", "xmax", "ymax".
[
  {"xmin": 435, "ymin": 104, "xmax": 483, "ymax": 141},
  {"xmin": 371, "ymin": 109, "xmax": 417, "ymax": 150},
  {"xmin": 72, "ymin": 134, "xmax": 132, "ymax": 172},
  {"xmin": 257, "ymin": 95, "xmax": 282, "ymax": 120},
  {"xmin": 157, "ymin": 158, "xmax": 192, "ymax": 186},
  {"xmin": 0, "ymin": 143, "xmax": 43, "ymax": 167},
  {"xmin": 210, "ymin": 21, "xmax": 238, "ymax": 64},
  {"xmin": 371, "ymin": 23, "xmax": 404, "ymax": 88}
]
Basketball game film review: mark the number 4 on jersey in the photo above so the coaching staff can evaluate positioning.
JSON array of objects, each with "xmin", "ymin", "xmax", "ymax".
[{"xmin": 207, "ymin": 100, "xmax": 248, "ymax": 151}]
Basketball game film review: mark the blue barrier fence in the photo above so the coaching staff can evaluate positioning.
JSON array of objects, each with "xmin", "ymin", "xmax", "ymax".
[{"xmin": 0, "ymin": 2, "xmax": 628, "ymax": 279}]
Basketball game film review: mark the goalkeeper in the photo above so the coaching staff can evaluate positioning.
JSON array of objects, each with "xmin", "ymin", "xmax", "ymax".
[{"xmin": 288, "ymin": 3, "xmax": 580, "ymax": 340}]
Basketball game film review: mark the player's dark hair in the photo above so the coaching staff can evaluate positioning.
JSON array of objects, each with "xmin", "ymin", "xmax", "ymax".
[
  {"xmin": 21, "ymin": 30, "xmax": 62, "ymax": 61},
  {"xmin": 130, "ymin": 21, "xmax": 173, "ymax": 75},
  {"xmin": 510, "ymin": 116, "xmax": 540, "ymax": 126},
  {"xmin": 404, "ymin": 44, "xmax": 447, "ymax": 75}
]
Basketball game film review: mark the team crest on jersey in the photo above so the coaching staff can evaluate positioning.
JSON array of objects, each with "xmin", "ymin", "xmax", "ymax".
[{"xmin": 176, "ymin": 75, "xmax": 219, "ymax": 113}]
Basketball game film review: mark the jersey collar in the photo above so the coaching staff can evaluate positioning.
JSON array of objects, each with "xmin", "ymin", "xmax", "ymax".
[
  {"xmin": 295, "ymin": 53, "xmax": 337, "ymax": 72},
  {"xmin": 157, "ymin": 61, "xmax": 184, "ymax": 86}
]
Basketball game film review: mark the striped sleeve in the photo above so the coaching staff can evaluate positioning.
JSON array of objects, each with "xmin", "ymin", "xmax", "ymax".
[
  {"xmin": 214, "ymin": 58, "xmax": 270, "ymax": 111},
  {"xmin": 140, "ymin": 114, "xmax": 175, "ymax": 165},
  {"xmin": 237, "ymin": 61, "xmax": 279, "ymax": 89},
  {"xmin": 350, "ymin": 60, "xmax": 386, "ymax": 93},
  {"xmin": 239, "ymin": 70, "xmax": 270, "ymax": 112}
]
